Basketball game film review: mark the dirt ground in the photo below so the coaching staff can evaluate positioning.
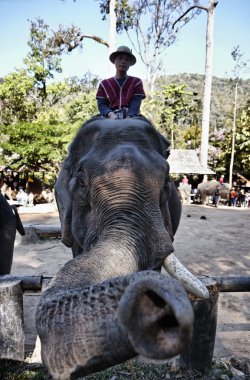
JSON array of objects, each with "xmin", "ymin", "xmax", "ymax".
[{"xmin": 11, "ymin": 203, "xmax": 250, "ymax": 361}]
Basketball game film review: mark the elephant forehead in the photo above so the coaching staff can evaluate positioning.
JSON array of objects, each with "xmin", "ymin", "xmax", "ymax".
[
  {"xmin": 91, "ymin": 168, "xmax": 164, "ymax": 196},
  {"xmin": 72, "ymin": 119, "xmax": 168, "ymax": 156},
  {"xmin": 82, "ymin": 143, "xmax": 167, "ymax": 177}
]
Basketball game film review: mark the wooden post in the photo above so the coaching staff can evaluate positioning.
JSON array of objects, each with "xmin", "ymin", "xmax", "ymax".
[
  {"xmin": 180, "ymin": 276, "xmax": 219, "ymax": 369},
  {"xmin": 0, "ymin": 275, "xmax": 43, "ymax": 291},
  {"xmin": 0, "ymin": 278, "xmax": 25, "ymax": 361}
]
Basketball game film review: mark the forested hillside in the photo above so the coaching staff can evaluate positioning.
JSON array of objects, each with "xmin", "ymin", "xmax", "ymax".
[{"xmin": 157, "ymin": 73, "xmax": 250, "ymax": 130}]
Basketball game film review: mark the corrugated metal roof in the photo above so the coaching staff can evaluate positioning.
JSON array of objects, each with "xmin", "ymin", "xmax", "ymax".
[{"xmin": 168, "ymin": 149, "xmax": 215, "ymax": 175}]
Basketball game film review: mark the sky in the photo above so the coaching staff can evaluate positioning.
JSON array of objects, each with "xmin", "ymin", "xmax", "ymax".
[{"xmin": 0, "ymin": 0, "xmax": 250, "ymax": 82}]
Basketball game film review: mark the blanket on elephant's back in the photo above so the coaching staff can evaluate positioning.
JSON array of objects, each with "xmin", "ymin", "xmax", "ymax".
[{"xmin": 67, "ymin": 116, "xmax": 170, "ymax": 172}]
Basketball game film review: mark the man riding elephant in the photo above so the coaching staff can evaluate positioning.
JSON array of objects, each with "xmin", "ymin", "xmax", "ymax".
[
  {"xmin": 36, "ymin": 117, "xmax": 208, "ymax": 380},
  {"xmin": 96, "ymin": 46, "xmax": 145, "ymax": 119}
]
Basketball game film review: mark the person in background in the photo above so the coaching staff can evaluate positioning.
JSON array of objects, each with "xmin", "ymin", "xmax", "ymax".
[
  {"xmin": 213, "ymin": 185, "xmax": 220, "ymax": 207},
  {"xmin": 182, "ymin": 175, "xmax": 189, "ymax": 184},
  {"xmin": 229, "ymin": 187, "xmax": 237, "ymax": 207},
  {"xmin": 28, "ymin": 192, "xmax": 34, "ymax": 207},
  {"xmin": 96, "ymin": 46, "xmax": 146, "ymax": 119},
  {"xmin": 219, "ymin": 175, "xmax": 224, "ymax": 185}
]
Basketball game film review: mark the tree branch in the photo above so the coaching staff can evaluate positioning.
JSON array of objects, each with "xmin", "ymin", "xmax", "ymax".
[
  {"xmin": 67, "ymin": 34, "xmax": 109, "ymax": 51},
  {"xmin": 172, "ymin": 5, "xmax": 208, "ymax": 31}
]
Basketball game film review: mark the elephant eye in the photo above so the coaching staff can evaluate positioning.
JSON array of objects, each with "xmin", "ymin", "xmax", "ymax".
[{"xmin": 76, "ymin": 172, "xmax": 88, "ymax": 187}]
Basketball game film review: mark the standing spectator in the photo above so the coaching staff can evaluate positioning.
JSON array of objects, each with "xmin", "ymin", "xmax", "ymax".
[
  {"xmin": 229, "ymin": 187, "xmax": 237, "ymax": 207},
  {"xmin": 238, "ymin": 189, "xmax": 247, "ymax": 207},
  {"xmin": 213, "ymin": 185, "xmax": 220, "ymax": 207},
  {"xmin": 246, "ymin": 192, "xmax": 250, "ymax": 207},
  {"xmin": 28, "ymin": 192, "xmax": 34, "ymax": 207},
  {"xmin": 17, "ymin": 188, "xmax": 28, "ymax": 206},
  {"xmin": 182, "ymin": 175, "xmax": 189, "ymax": 184}
]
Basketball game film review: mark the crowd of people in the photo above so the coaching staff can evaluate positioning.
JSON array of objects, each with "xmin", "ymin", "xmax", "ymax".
[
  {"xmin": 178, "ymin": 175, "xmax": 250, "ymax": 208},
  {"xmin": 0, "ymin": 172, "xmax": 55, "ymax": 206},
  {"xmin": 212, "ymin": 186, "xmax": 249, "ymax": 207}
]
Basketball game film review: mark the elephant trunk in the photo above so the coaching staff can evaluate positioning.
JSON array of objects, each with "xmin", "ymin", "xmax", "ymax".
[
  {"xmin": 36, "ymin": 271, "xmax": 193, "ymax": 380},
  {"xmin": 118, "ymin": 273, "xmax": 194, "ymax": 359}
]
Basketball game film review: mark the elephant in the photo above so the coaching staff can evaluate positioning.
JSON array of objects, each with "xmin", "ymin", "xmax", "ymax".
[
  {"xmin": 197, "ymin": 180, "xmax": 231, "ymax": 205},
  {"xmin": 178, "ymin": 183, "xmax": 192, "ymax": 204},
  {"xmin": 36, "ymin": 117, "xmax": 209, "ymax": 380},
  {"xmin": 0, "ymin": 192, "xmax": 25, "ymax": 275}
]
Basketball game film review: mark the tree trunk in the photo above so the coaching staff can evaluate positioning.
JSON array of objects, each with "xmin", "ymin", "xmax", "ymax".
[
  {"xmin": 200, "ymin": 1, "xmax": 218, "ymax": 172},
  {"xmin": 229, "ymin": 80, "xmax": 238, "ymax": 187},
  {"xmin": 108, "ymin": 0, "xmax": 116, "ymax": 76}
]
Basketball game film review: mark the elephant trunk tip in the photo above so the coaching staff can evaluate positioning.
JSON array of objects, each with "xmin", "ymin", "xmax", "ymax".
[{"xmin": 118, "ymin": 272, "xmax": 194, "ymax": 360}]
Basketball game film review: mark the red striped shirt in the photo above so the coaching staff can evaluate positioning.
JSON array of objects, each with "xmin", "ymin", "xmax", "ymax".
[{"xmin": 96, "ymin": 76, "xmax": 145, "ymax": 110}]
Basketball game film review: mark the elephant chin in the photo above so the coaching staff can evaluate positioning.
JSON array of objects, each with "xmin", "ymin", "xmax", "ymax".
[{"xmin": 118, "ymin": 274, "xmax": 194, "ymax": 359}]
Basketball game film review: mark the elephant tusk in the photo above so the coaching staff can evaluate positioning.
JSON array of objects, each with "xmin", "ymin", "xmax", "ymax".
[{"xmin": 163, "ymin": 253, "xmax": 209, "ymax": 299}]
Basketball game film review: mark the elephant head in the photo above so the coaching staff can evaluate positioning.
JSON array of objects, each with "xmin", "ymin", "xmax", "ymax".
[{"xmin": 36, "ymin": 118, "xmax": 208, "ymax": 380}]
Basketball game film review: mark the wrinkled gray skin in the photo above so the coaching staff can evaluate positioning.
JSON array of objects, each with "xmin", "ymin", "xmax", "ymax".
[
  {"xmin": 0, "ymin": 192, "xmax": 25, "ymax": 275},
  {"xmin": 36, "ymin": 118, "xmax": 194, "ymax": 380},
  {"xmin": 197, "ymin": 180, "xmax": 230, "ymax": 204},
  {"xmin": 178, "ymin": 183, "xmax": 192, "ymax": 204}
]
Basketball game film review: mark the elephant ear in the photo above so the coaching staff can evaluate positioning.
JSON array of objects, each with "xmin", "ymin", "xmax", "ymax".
[
  {"xmin": 168, "ymin": 181, "xmax": 182, "ymax": 235},
  {"xmin": 156, "ymin": 130, "xmax": 170, "ymax": 159},
  {"xmin": 55, "ymin": 162, "xmax": 74, "ymax": 248},
  {"xmin": 160, "ymin": 181, "xmax": 181, "ymax": 238},
  {"xmin": 11, "ymin": 205, "xmax": 25, "ymax": 236},
  {"xmin": 56, "ymin": 120, "xmax": 101, "ymax": 249}
]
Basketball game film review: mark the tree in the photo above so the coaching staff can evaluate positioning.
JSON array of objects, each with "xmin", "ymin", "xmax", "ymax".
[
  {"xmin": 0, "ymin": 70, "xmax": 36, "ymax": 124},
  {"xmin": 173, "ymin": 0, "xmax": 219, "ymax": 173},
  {"xmin": 99, "ymin": 0, "xmax": 200, "ymax": 91},
  {"xmin": 24, "ymin": 18, "xmax": 65, "ymax": 104},
  {"xmin": 235, "ymin": 102, "xmax": 250, "ymax": 176},
  {"xmin": 0, "ymin": 18, "xmax": 101, "ymax": 125},
  {"xmin": 141, "ymin": 83, "xmax": 194, "ymax": 146},
  {"xmin": 228, "ymin": 46, "xmax": 248, "ymax": 187},
  {"xmin": 0, "ymin": 122, "xmax": 77, "ymax": 173},
  {"xmin": 108, "ymin": 0, "xmax": 116, "ymax": 75}
]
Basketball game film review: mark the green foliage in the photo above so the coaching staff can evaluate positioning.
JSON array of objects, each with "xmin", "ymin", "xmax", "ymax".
[
  {"xmin": 235, "ymin": 103, "xmax": 250, "ymax": 174},
  {"xmin": 0, "ymin": 121, "xmax": 81, "ymax": 173},
  {"xmin": 0, "ymin": 70, "xmax": 36, "ymax": 124},
  {"xmin": 65, "ymin": 91, "xmax": 98, "ymax": 123},
  {"xmin": 0, "ymin": 19, "xmax": 101, "ymax": 125},
  {"xmin": 182, "ymin": 124, "xmax": 202, "ymax": 149},
  {"xmin": 142, "ymin": 83, "xmax": 196, "ymax": 146},
  {"xmin": 0, "ymin": 16, "xmax": 101, "ymax": 176},
  {"xmin": 1, "ymin": 357, "xmax": 249, "ymax": 380},
  {"xmin": 24, "ymin": 18, "xmax": 63, "ymax": 101},
  {"xmin": 154, "ymin": 73, "xmax": 250, "ymax": 176},
  {"xmin": 159, "ymin": 73, "xmax": 250, "ymax": 129},
  {"xmin": 98, "ymin": 0, "xmax": 134, "ymax": 32}
]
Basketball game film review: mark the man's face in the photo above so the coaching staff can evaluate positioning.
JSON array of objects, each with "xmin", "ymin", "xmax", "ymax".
[{"xmin": 115, "ymin": 53, "xmax": 131, "ymax": 72}]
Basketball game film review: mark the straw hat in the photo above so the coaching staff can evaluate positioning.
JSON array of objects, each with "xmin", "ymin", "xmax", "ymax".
[{"xmin": 109, "ymin": 46, "xmax": 136, "ymax": 65}]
